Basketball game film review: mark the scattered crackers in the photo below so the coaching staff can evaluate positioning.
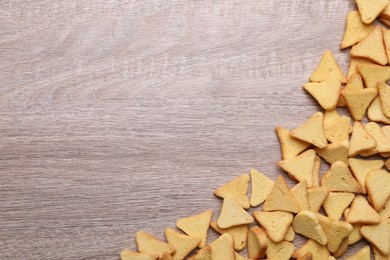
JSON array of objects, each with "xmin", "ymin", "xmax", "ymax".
[{"xmin": 120, "ymin": 1, "xmax": 390, "ymax": 259}]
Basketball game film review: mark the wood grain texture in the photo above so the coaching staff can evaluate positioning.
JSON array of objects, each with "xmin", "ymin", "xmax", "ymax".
[{"xmin": 0, "ymin": 0, "xmax": 365, "ymax": 259}]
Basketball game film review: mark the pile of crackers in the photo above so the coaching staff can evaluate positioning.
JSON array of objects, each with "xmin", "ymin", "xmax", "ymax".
[{"xmin": 121, "ymin": 0, "xmax": 390, "ymax": 259}]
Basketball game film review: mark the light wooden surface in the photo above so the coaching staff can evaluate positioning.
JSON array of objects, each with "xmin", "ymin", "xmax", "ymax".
[{"xmin": 0, "ymin": 0, "xmax": 364, "ymax": 259}]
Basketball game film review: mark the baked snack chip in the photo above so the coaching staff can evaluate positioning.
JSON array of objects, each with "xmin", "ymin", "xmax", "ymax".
[
  {"xmin": 303, "ymin": 79, "xmax": 341, "ymax": 111},
  {"xmin": 307, "ymin": 186, "xmax": 329, "ymax": 212},
  {"xmin": 247, "ymin": 226, "xmax": 268, "ymax": 260},
  {"xmin": 323, "ymin": 114, "xmax": 351, "ymax": 143},
  {"xmin": 360, "ymin": 218, "xmax": 390, "ymax": 255},
  {"xmin": 275, "ymin": 126, "xmax": 311, "ymax": 160},
  {"xmin": 341, "ymin": 11, "xmax": 375, "ymax": 49},
  {"xmin": 342, "ymin": 87, "xmax": 377, "ymax": 121},
  {"xmin": 214, "ymin": 174, "xmax": 250, "ymax": 209},
  {"xmin": 291, "ymin": 112, "xmax": 327, "ymax": 149},
  {"xmin": 249, "ymin": 169, "xmax": 274, "ymax": 207},
  {"xmin": 368, "ymin": 96, "xmax": 390, "ymax": 124},
  {"xmin": 315, "ymin": 139, "xmax": 349, "ymax": 165},
  {"xmin": 292, "ymin": 210, "xmax": 327, "ymax": 245},
  {"xmin": 253, "ymin": 211, "xmax": 293, "ymax": 243},
  {"xmin": 263, "ymin": 175, "xmax": 300, "ymax": 213},
  {"xmin": 165, "ymin": 228, "xmax": 200, "ymax": 260},
  {"xmin": 278, "ymin": 149, "xmax": 315, "ymax": 188},
  {"xmin": 210, "ymin": 222, "xmax": 248, "ymax": 251},
  {"xmin": 309, "ymin": 50, "xmax": 346, "ymax": 83},
  {"xmin": 348, "ymin": 223, "xmax": 363, "ymax": 245},
  {"xmin": 366, "ymin": 169, "xmax": 390, "ymax": 211},
  {"xmin": 332, "ymin": 236, "xmax": 349, "ymax": 258},
  {"xmin": 321, "ymin": 161, "xmax": 361, "ymax": 193},
  {"xmin": 349, "ymin": 121, "xmax": 377, "ymax": 157},
  {"xmin": 323, "ymin": 192, "xmax": 355, "ymax": 220},
  {"xmin": 136, "ymin": 231, "xmax": 175, "ymax": 259},
  {"xmin": 176, "ymin": 210, "xmax": 212, "ymax": 248},
  {"xmin": 210, "ymin": 233, "xmax": 235, "ymax": 260},
  {"xmin": 217, "ymin": 196, "xmax": 254, "ymax": 229},
  {"xmin": 312, "ymin": 156, "xmax": 321, "ymax": 187},
  {"xmin": 317, "ymin": 214, "xmax": 353, "ymax": 253},
  {"xmin": 345, "ymin": 195, "xmax": 381, "ymax": 224},
  {"xmin": 355, "ymin": 0, "xmax": 389, "ymax": 24}
]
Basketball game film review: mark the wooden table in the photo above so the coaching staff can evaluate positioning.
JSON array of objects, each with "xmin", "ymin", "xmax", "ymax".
[{"xmin": 1, "ymin": 1, "xmax": 361, "ymax": 259}]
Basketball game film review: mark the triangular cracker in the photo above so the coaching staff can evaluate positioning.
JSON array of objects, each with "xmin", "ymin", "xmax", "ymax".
[
  {"xmin": 275, "ymin": 126, "xmax": 311, "ymax": 160},
  {"xmin": 292, "ymin": 211, "xmax": 327, "ymax": 245},
  {"xmin": 176, "ymin": 210, "xmax": 212, "ymax": 248},
  {"xmin": 291, "ymin": 112, "xmax": 327, "ymax": 149},
  {"xmin": 263, "ymin": 175, "xmax": 300, "ymax": 213},
  {"xmin": 187, "ymin": 245, "xmax": 211, "ymax": 260},
  {"xmin": 349, "ymin": 158, "xmax": 384, "ymax": 194},
  {"xmin": 348, "ymin": 121, "xmax": 377, "ymax": 157},
  {"xmin": 309, "ymin": 50, "xmax": 347, "ymax": 83},
  {"xmin": 214, "ymin": 174, "xmax": 250, "ymax": 209},
  {"xmin": 324, "ymin": 115, "xmax": 351, "ymax": 143},
  {"xmin": 379, "ymin": 82, "xmax": 390, "ymax": 117},
  {"xmin": 360, "ymin": 218, "xmax": 390, "ymax": 256},
  {"xmin": 303, "ymin": 79, "xmax": 341, "ymax": 111},
  {"xmin": 210, "ymin": 234, "xmax": 235, "ymax": 260},
  {"xmin": 365, "ymin": 122, "xmax": 390, "ymax": 155},
  {"xmin": 317, "ymin": 214, "xmax": 353, "ymax": 253},
  {"xmin": 291, "ymin": 180, "xmax": 309, "ymax": 211},
  {"xmin": 312, "ymin": 156, "xmax": 321, "ymax": 187},
  {"xmin": 165, "ymin": 228, "xmax": 200, "ymax": 260},
  {"xmin": 345, "ymin": 195, "xmax": 381, "ymax": 224},
  {"xmin": 249, "ymin": 169, "xmax": 274, "ymax": 207},
  {"xmin": 247, "ymin": 226, "xmax": 268, "ymax": 259},
  {"xmin": 341, "ymin": 11, "xmax": 375, "ymax": 49},
  {"xmin": 332, "ymin": 236, "xmax": 349, "ymax": 258},
  {"xmin": 284, "ymin": 226, "xmax": 296, "ymax": 242},
  {"xmin": 345, "ymin": 74, "xmax": 365, "ymax": 91},
  {"xmin": 136, "ymin": 231, "xmax": 175, "ymax": 259},
  {"xmin": 348, "ymin": 56, "xmax": 374, "ymax": 79},
  {"xmin": 356, "ymin": 0, "xmax": 389, "ymax": 24},
  {"xmin": 120, "ymin": 250, "xmax": 158, "ymax": 260},
  {"xmin": 266, "ymin": 240, "xmax": 294, "ymax": 260},
  {"xmin": 210, "ymin": 222, "xmax": 248, "ymax": 251},
  {"xmin": 350, "ymin": 26, "xmax": 388, "ymax": 65},
  {"xmin": 357, "ymin": 63, "xmax": 390, "ymax": 89},
  {"xmin": 342, "ymin": 88, "xmax": 377, "ymax": 120},
  {"xmin": 292, "ymin": 239, "xmax": 330, "ymax": 260},
  {"xmin": 278, "ymin": 149, "xmax": 316, "ymax": 188},
  {"xmin": 366, "ymin": 169, "xmax": 390, "ymax": 211},
  {"xmin": 368, "ymin": 96, "xmax": 390, "ymax": 124},
  {"xmin": 321, "ymin": 161, "xmax": 361, "ymax": 193},
  {"xmin": 345, "ymin": 245, "xmax": 371, "ymax": 260},
  {"xmin": 307, "ymin": 186, "xmax": 329, "ymax": 212},
  {"xmin": 253, "ymin": 211, "xmax": 293, "ymax": 243},
  {"xmin": 315, "ymin": 139, "xmax": 349, "ymax": 165},
  {"xmin": 217, "ymin": 196, "xmax": 254, "ymax": 229},
  {"xmin": 323, "ymin": 192, "xmax": 355, "ymax": 220},
  {"xmin": 348, "ymin": 223, "xmax": 363, "ymax": 245}
]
